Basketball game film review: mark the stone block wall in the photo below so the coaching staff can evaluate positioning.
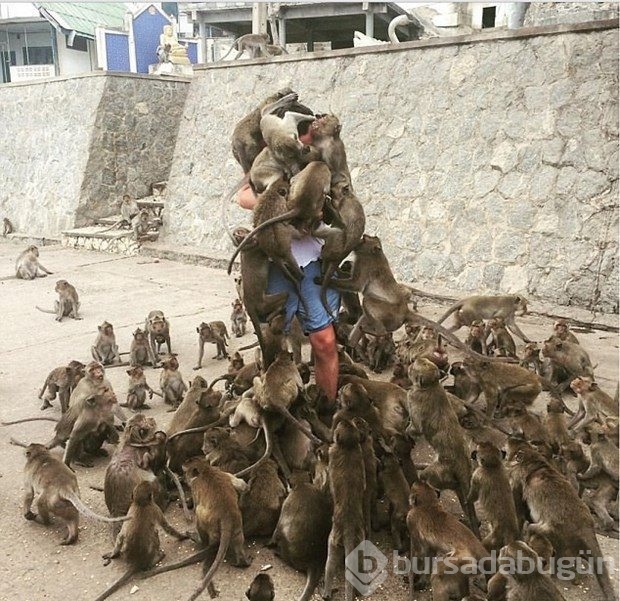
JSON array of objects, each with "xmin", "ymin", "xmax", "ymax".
[
  {"xmin": 0, "ymin": 73, "xmax": 189, "ymax": 236},
  {"xmin": 163, "ymin": 23, "xmax": 619, "ymax": 312}
]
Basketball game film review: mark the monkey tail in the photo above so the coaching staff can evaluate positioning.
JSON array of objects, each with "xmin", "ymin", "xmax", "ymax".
[
  {"xmin": 66, "ymin": 494, "xmax": 130, "ymax": 523},
  {"xmin": 138, "ymin": 548, "xmax": 211, "ymax": 579},
  {"xmin": 234, "ymin": 420, "xmax": 272, "ymax": 478},
  {"xmin": 434, "ymin": 300, "xmax": 464, "ymax": 325},
  {"xmin": 226, "ymin": 209, "xmax": 298, "ymax": 275},
  {"xmin": 188, "ymin": 526, "xmax": 232, "ymax": 601},
  {"xmin": 9, "ymin": 437, "xmax": 29, "ymax": 448},
  {"xmin": 38, "ymin": 374, "xmax": 51, "ymax": 399},
  {"xmin": 238, "ymin": 340, "xmax": 259, "ymax": 352},
  {"xmin": 2, "ymin": 416, "xmax": 59, "ymax": 425},
  {"xmin": 165, "ymin": 463, "xmax": 193, "ymax": 522},
  {"xmin": 218, "ymin": 36, "xmax": 241, "ymax": 61},
  {"xmin": 93, "ymin": 568, "xmax": 136, "ymax": 601},
  {"xmin": 35, "ymin": 306, "xmax": 56, "ymax": 315}
]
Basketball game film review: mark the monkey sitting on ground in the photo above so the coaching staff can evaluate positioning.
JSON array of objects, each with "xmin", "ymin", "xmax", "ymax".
[
  {"xmin": 94, "ymin": 481, "xmax": 189, "ymax": 601},
  {"xmin": 436, "ymin": 294, "xmax": 531, "ymax": 342},
  {"xmin": 465, "ymin": 320, "xmax": 488, "ymax": 355},
  {"xmin": 195, "ymin": 321, "xmax": 230, "ymax": 369},
  {"xmin": 508, "ymin": 446, "xmax": 616, "ymax": 598},
  {"xmin": 541, "ymin": 335, "xmax": 594, "ymax": 392},
  {"xmin": 553, "ymin": 318, "xmax": 580, "ymax": 345},
  {"xmin": 3, "ymin": 217, "xmax": 14, "ymax": 236},
  {"xmin": 568, "ymin": 376, "xmax": 618, "ymax": 431},
  {"xmin": 160, "ymin": 355, "xmax": 187, "ymax": 410},
  {"xmin": 122, "ymin": 366, "xmax": 156, "ymax": 411},
  {"xmin": 91, "ymin": 321, "xmax": 121, "ymax": 365},
  {"xmin": 468, "ymin": 441, "xmax": 519, "ymax": 551},
  {"xmin": 15, "ymin": 245, "xmax": 52, "ymax": 279},
  {"xmin": 407, "ymin": 481, "xmax": 488, "ymax": 599},
  {"xmin": 39, "ymin": 360, "xmax": 85, "ymax": 412},
  {"xmin": 486, "ymin": 316, "xmax": 517, "ymax": 358},
  {"xmin": 36, "ymin": 279, "xmax": 81, "ymax": 321},
  {"xmin": 231, "ymin": 299, "xmax": 248, "ymax": 337},
  {"xmin": 462, "ymin": 357, "xmax": 541, "ymax": 417},
  {"xmin": 131, "ymin": 208, "xmax": 152, "ymax": 240},
  {"xmin": 487, "ymin": 541, "xmax": 567, "ymax": 601},
  {"xmin": 246, "ymin": 572, "xmax": 275, "ymax": 601},
  {"xmin": 16, "ymin": 442, "xmax": 127, "ymax": 545},
  {"xmin": 129, "ymin": 327, "xmax": 151, "ymax": 367}
]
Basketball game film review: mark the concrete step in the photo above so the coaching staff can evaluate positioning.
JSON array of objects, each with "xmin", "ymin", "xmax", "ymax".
[
  {"xmin": 62, "ymin": 226, "xmax": 130, "ymax": 240},
  {"xmin": 61, "ymin": 226, "xmax": 140, "ymax": 256},
  {"xmin": 139, "ymin": 241, "xmax": 235, "ymax": 270},
  {"xmin": 95, "ymin": 215, "xmax": 124, "ymax": 226}
]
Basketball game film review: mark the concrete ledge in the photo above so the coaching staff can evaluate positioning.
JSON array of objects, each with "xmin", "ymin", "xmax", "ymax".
[
  {"xmin": 5, "ymin": 233, "xmax": 61, "ymax": 246},
  {"xmin": 139, "ymin": 242, "xmax": 236, "ymax": 271},
  {"xmin": 195, "ymin": 19, "xmax": 619, "ymax": 71}
]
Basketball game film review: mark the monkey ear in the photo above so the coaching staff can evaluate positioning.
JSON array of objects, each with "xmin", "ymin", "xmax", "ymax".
[
  {"xmin": 501, "ymin": 450, "xmax": 507, "ymax": 459},
  {"xmin": 590, "ymin": 382, "xmax": 599, "ymax": 390},
  {"xmin": 85, "ymin": 395, "xmax": 97, "ymax": 407}
]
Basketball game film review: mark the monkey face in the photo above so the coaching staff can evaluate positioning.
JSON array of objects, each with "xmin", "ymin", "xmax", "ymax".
[
  {"xmin": 87, "ymin": 362, "xmax": 105, "ymax": 382},
  {"xmin": 162, "ymin": 356, "xmax": 179, "ymax": 371},
  {"xmin": 333, "ymin": 419, "xmax": 361, "ymax": 447},
  {"xmin": 514, "ymin": 296, "xmax": 528, "ymax": 316}
]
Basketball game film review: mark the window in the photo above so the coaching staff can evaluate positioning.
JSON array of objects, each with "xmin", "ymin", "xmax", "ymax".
[
  {"xmin": 22, "ymin": 46, "xmax": 53, "ymax": 65},
  {"xmin": 67, "ymin": 35, "xmax": 88, "ymax": 52},
  {"xmin": 482, "ymin": 6, "xmax": 496, "ymax": 28}
]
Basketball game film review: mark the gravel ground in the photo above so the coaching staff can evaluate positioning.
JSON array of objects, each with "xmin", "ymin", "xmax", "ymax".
[{"xmin": 0, "ymin": 240, "xmax": 617, "ymax": 601}]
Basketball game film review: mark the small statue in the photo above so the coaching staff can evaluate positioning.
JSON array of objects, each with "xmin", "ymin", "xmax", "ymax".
[{"xmin": 156, "ymin": 24, "xmax": 190, "ymax": 65}]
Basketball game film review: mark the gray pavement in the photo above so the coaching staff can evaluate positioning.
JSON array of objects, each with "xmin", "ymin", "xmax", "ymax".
[{"xmin": 0, "ymin": 240, "xmax": 617, "ymax": 601}]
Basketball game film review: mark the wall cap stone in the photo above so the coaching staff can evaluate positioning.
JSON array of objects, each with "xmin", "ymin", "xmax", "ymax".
[
  {"xmin": 0, "ymin": 70, "xmax": 192, "ymax": 90},
  {"xmin": 195, "ymin": 18, "xmax": 619, "ymax": 71}
]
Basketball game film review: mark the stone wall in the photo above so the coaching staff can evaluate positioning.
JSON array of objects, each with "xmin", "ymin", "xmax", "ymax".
[
  {"xmin": 0, "ymin": 73, "xmax": 189, "ymax": 236},
  {"xmin": 524, "ymin": 3, "xmax": 619, "ymax": 27},
  {"xmin": 163, "ymin": 23, "xmax": 619, "ymax": 312}
]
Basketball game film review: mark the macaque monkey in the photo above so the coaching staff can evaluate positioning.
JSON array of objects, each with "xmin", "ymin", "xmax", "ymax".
[
  {"xmin": 91, "ymin": 321, "xmax": 121, "ymax": 365},
  {"xmin": 94, "ymin": 481, "xmax": 189, "ymax": 601},
  {"xmin": 195, "ymin": 321, "xmax": 230, "ymax": 369},
  {"xmin": 232, "ymin": 227, "xmax": 288, "ymax": 355},
  {"xmin": 36, "ymin": 279, "xmax": 81, "ymax": 321},
  {"xmin": 468, "ymin": 442, "xmax": 519, "ymax": 551},
  {"xmin": 313, "ymin": 180, "xmax": 365, "ymax": 313},
  {"xmin": 578, "ymin": 421, "xmax": 619, "ymax": 483},
  {"xmin": 509, "ymin": 446, "xmax": 616, "ymax": 599},
  {"xmin": 39, "ymin": 360, "xmax": 85, "ymax": 412},
  {"xmin": 132, "ymin": 208, "xmax": 152, "ymax": 239},
  {"xmin": 465, "ymin": 320, "xmax": 487, "ymax": 355},
  {"xmin": 129, "ymin": 327, "xmax": 151, "ymax": 367},
  {"xmin": 18, "ymin": 442, "xmax": 127, "ymax": 545},
  {"xmin": 487, "ymin": 316, "xmax": 517, "ymax": 357},
  {"xmin": 231, "ymin": 88, "xmax": 311, "ymax": 173},
  {"xmin": 568, "ymin": 376, "xmax": 618, "ymax": 431},
  {"xmin": 102, "ymin": 194, "xmax": 139, "ymax": 231},
  {"xmin": 3, "ymin": 217, "xmax": 14, "ymax": 236},
  {"xmin": 322, "ymin": 420, "xmax": 366, "ymax": 601},
  {"xmin": 122, "ymin": 366, "xmax": 155, "ymax": 411},
  {"xmin": 325, "ymin": 235, "xmax": 499, "ymax": 360},
  {"xmin": 159, "ymin": 355, "xmax": 187, "ymax": 409},
  {"xmin": 140, "ymin": 457, "xmax": 251, "ymax": 597},
  {"xmin": 15, "ymin": 245, "xmax": 53, "ymax": 279},
  {"xmin": 437, "ymin": 294, "xmax": 530, "ymax": 342},
  {"xmin": 406, "ymin": 358, "xmax": 479, "ymax": 535},
  {"xmin": 487, "ymin": 541, "xmax": 567, "ymax": 601},
  {"xmin": 462, "ymin": 358, "xmax": 541, "ymax": 417},
  {"xmin": 231, "ymin": 298, "xmax": 248, "ymax": 337},
  {"xmin": 220, "ymin": 32, "xmax": 271, "ymax": 61},
  {"xmin": 545, "ymin": 397, "xmax": 571, "ymax": 452},
  {"xmin": 309, "ymin": 113, "xmax": 351, "ymax": 186},
  {"xmin": 245, "ymin": 572, "xmax": 275, "ymax": 601},
  {"xmin": 406, "ymin": 481, "xmax": 488, "ymax": 598},
  {"xmin": 553, "ymin": 318, "xmax": 579, "ymax": 344},
  {"xmin": 144, "ymin": 310, "xmax": 171, "ymax": 367},
  {"xmin": 541, "ymin": 336, "xmax": 594, "ymax": 391},
  {"xmin": 390, "ymin": 362, "xmax": 412, "ymax": 389}
]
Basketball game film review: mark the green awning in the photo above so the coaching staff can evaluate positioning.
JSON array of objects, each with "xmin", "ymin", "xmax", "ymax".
[{"xmin": 36, "ymin": 2, "xmax": 128, "ymax": 39}]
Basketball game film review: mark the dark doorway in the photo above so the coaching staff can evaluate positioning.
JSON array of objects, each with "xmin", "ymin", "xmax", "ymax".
[{"xmin": 482, "ymin": 6, "xmax": 496, "ymax": 29}]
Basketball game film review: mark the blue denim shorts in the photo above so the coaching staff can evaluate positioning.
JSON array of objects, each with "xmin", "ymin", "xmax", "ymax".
[{"xmin": 266, "ymin": 260, "xmax": 341, "ymax": 334}]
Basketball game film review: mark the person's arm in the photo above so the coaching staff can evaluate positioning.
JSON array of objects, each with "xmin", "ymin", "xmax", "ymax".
[{"xmin": 237, "ymin": 181, "xmax": 258, "ymax": 210}]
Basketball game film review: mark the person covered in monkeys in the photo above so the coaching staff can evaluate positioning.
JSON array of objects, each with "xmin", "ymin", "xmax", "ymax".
[{"xmin": 237, "ymin": 121, "xmax": 340, "ymax": 406}]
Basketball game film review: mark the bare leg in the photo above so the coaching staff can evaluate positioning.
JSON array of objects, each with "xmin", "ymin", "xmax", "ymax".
[{"xmin": 309, "ymin": 325, "xmax": 338, "ymax": 406}]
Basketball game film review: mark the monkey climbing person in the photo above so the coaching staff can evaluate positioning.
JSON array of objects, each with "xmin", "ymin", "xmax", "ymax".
[{"xmin": 236, "ymin": 122, "xmax": 341, "ymax": 406}]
